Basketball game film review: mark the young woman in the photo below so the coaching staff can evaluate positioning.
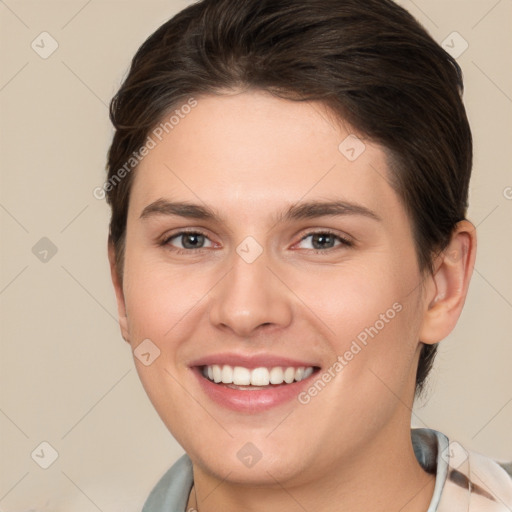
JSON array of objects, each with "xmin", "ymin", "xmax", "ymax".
[{"xmin": 104, "ymin": 0, "xmax": 512, "ymax": 510}]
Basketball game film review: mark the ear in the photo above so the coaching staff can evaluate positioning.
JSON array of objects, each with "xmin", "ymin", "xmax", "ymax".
[
  {"xmin": 419, "ymin": 220, "xmax": 477, "ymax": 344},
  {"xmin": 108, "ymin": 238, "xmax": 131, "ymax": 344}
]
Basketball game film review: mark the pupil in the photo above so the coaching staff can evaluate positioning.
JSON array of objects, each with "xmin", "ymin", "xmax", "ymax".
[
  {"xmin": 313, "ymin": 233, "xmax": 333, "ymax": 249},
  {"xmin": 183, "ymin": 233, "xmax": 204, "ymax": 249}
]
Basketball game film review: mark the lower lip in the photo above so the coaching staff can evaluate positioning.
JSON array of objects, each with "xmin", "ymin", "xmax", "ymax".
[{"xmin": 192, "ymin": 367, "xmax": 318, "ymax": 412}]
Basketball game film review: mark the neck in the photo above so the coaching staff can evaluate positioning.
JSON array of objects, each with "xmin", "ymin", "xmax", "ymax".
[{"xmin": 187, "ymin": 422, "xmax": 436, "ymax": 512}]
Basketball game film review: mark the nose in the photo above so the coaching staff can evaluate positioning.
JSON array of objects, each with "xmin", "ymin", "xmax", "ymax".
[{"xmin": 208, "ymin": 246, "xmax": 293, "ymax": 338}]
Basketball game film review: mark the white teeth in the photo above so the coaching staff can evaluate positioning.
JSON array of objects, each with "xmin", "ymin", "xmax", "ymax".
[
  {"xmin": 221, "ymin": 365, "xmax": 233, "ymax": 384},
  {"xmin": 212, "ymin": 365, "xmax": 222, "ymax": 383},
  {"xmin": 202, "ymin": 364, "xmax": 315, "ymax": 386},
  {"xmin": 233, "ymin": 366, "xmax": 251, "ymax": 385},
  {"xmin": 284, "ymin": 367, "xmax": 295, "ymax": 383},
  {"xmin": 269, "ymin": 367, "xmax": 284, "ymax": 385},
  {"xmin": 251, "ymin": 367, "xmax": 269, "ymax": 386}
]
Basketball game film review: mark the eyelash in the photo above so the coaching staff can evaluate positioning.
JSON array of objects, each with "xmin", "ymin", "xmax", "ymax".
[{"xmin": 159, "ymin": 229, "xmax": 354, "ymax": 255}]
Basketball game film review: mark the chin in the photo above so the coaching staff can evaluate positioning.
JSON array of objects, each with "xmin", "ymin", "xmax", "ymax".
[{"xmin": 187, "ymin": 436, "xmax": 315, "ymax": 487}]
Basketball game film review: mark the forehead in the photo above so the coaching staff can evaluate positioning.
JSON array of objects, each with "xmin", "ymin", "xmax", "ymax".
[{"xmin": 129, "ymin": 90, "xmax": 405, "ymax": 227}]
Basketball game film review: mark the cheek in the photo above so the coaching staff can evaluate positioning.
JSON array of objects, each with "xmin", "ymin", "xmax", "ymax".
[
  {"xmin": 292, "ymin": 255, "xmax": 423, "ymax": 397},
  {"xmin": 286, "ymin": 255, "xmax": 417, "ymax": 342},
  {"xmin": 122, "ymin": 248, "xmax": 213, "ymax": 343},
  {"xmin": 120, "ymin": 253, "xmax": 208, "ymax": 438}
]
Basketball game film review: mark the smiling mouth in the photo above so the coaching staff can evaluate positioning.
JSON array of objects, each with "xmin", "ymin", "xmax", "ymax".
[{"xmin": 200, "ymin": 364, "xmax": 319, "ymax": 390}]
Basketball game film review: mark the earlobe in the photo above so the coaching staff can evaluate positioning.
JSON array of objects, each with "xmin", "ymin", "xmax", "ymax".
[
  {"xmin": 107, "ymin": 238, "xmax": 131, "ymax": 344},
  {"xmin": 419, "ymin": 220, "xmax": 477, "ymax": 345}
]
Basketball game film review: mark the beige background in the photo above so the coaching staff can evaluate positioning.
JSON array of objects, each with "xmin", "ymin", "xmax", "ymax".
[{"xmin": 0, "ymin": 0, "xmax": 511, "ymax": 510}]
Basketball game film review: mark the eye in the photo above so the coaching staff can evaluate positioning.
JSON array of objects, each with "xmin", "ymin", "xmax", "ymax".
[
  {"xmin": 161, "ymin": 231, "xmax": 214, "ymax": 251},
  {"xmin": 295, "ymin": 231, "xmax": 353, "ymax": 252},
  {"xmin": 159, "ymin": 229, "xmax": 353, "ymax": 254}
]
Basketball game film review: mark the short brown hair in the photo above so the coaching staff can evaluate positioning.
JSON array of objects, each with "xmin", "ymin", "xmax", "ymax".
[{"xmin": 105, "ymin": 0, "xmax": 472, "ymax": 396}]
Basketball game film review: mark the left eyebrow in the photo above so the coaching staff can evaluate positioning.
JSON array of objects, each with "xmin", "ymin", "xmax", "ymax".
[
  {"xmin": 139, "ymin": 198, "xmax": 381, "ymax": 223},
  {"xmin": 281, "ymin": 200, "xmax": 381, "ymax": 223},
  {"xmin": 140, "ymin": 199, "xmax": 218, "ymax": 221}
]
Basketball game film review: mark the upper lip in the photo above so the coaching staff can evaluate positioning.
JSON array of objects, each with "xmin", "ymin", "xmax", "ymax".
[{"xmin": 188, "ymin": 352, "xmax": 320, "ymax": 369}]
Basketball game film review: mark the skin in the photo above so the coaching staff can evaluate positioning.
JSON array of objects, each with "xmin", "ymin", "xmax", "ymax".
[{"xmin": 109, "ymin": 89, "xmax": 477, "ymax": 512}]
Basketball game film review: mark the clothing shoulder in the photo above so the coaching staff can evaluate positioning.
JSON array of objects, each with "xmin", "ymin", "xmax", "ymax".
[
  {"xmin": 439, "ymin": 440, "xmax": 512, "ymax": 512},
  {"xmin": 141, "ymin": 454, "xmax": 193, "ymax": 512}
]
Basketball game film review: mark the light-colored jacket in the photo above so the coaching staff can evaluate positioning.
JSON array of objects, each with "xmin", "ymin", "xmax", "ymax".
[{"xmin": 415, "ymin": 429, "xmax": 512, "ymax": 511}]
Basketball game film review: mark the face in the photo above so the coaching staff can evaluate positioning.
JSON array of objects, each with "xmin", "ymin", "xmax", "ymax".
[{"xmin": 112, "ymin": 90, "xmax": 432, "ymax": 486}]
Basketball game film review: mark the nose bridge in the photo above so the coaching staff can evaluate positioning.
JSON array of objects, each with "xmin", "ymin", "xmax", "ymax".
[{"xmin": 208, "ymin": 241, "xmax": 292, "ymax": 336}]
